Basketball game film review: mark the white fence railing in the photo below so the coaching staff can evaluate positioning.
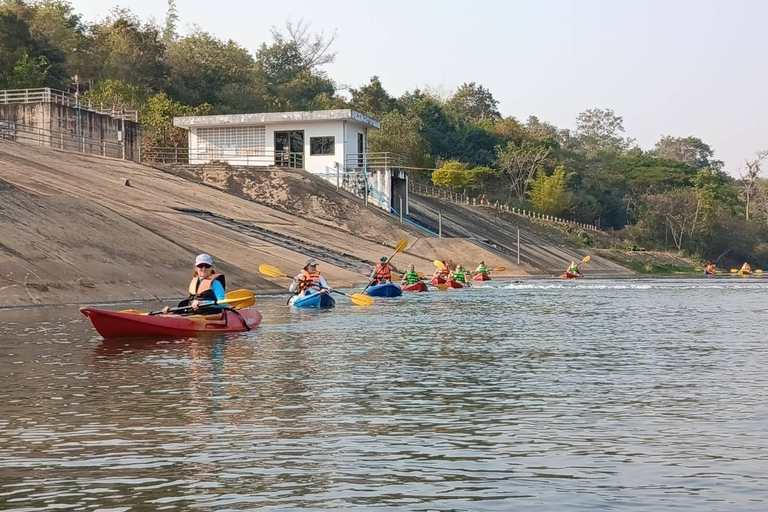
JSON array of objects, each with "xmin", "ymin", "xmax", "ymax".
[
  {"xmin": 0, "ymin": 88, "xmax": 138, "ymax": 122},
  {"xmin": 409, "ymin": 182, "xmax": 600, "ymax": 232},
  {"xmin": 0, "ymin": 120, "xmax": 130, "ymax": 159}
]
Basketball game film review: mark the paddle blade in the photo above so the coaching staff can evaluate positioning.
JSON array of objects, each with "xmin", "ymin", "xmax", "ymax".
[
  {"xmin": 730, "ymin": 269, "xmax": 738, "ymax": 273},
  {"xmin": 433, "ymin": 284, "xmax": 448, "ymax": 291},
  {"xmin": 418, "ymin": 272, "xmax": 425, "ymax": 278},
  {"xmin": 493, "ymin": 267, "xmax": 507, "ymax": 272},
  {"xmin": 259, "ymin": 264, "xmax": 288, "ymax": 278},
  {"xmin": 222, "ymin": 289, "xmax": 255, "ymax": 309},
  {"xmin": 756, "ymin": 269, "xmax": 763, "ymax": 274},
  {"xmin": 434, "ymin": 260, "xmax": 446, "ymax": 270},
  {"xmin": 394, "ymin": 238, "xmax": 408, "ymax": 253},
  {"xmin": 582, "ymin": 255, "xmax": 591, "ymax": 264},
  {"xmin": 349, "ymin": 293, "xmax": 374, "ymax": 306}
]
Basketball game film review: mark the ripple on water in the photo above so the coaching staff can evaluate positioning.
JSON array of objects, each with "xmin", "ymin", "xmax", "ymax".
[{"xmin": 0, "ymin": 279, "xmax": 767, "ymax": 511}]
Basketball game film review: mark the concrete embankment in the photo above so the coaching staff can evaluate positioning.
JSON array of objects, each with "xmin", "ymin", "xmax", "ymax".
[{"xmin": 0, "ymin": 141, "xmax": 530, "ymax": 307}]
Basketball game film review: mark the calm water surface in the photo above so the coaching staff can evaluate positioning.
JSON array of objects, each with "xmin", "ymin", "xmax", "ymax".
[{"xmin": 1, "ymin": 278, "xmax": 767, "ymax": 511}]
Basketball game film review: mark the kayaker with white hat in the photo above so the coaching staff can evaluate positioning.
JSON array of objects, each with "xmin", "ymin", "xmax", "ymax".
[
  {"xmin": 162, "ymin": 253, "xmax": 226, "ymax": 314},
  {"xmin": 290, "ymin": 259, "xmax": 333, "ymax": 296}
]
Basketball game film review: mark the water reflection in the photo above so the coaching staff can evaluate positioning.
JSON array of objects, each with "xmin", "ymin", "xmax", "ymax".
[{"xmin": 0, "ymin": 280, "xmax": 767, "ymax": 510}]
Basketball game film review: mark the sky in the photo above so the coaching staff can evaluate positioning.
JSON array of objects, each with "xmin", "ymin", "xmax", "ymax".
[{"xmin": 69, "ymin": 0, "xmax": 768, "ymax": 175}]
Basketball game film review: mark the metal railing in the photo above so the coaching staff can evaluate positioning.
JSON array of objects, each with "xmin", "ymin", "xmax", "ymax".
[
  {"xmin": 0, "ymin": 88, "xmax": 138, "ymax": 122},
  {"xmin": 141, "ymin": 146, "xmax": 307, "ymax": 168},
  {"xmin": 0, "ymin": 120, "xmax": 127, "ymax": 159},
  {"xmin": 409, "ymin": 182, "xmax": 600, "ymax": 232},
  {"xmin": 345, "ymin": 152, "xmax": 407, "ymax": 170}
]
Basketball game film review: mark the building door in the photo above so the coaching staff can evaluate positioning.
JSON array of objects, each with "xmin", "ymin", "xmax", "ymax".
[
  {"xmin": 274, "ymin": 130, "xmax": 304, "ymax": 169},
  {"xmin": 357, "ymin": 132, "xmax": 364, "ymax": 167}
]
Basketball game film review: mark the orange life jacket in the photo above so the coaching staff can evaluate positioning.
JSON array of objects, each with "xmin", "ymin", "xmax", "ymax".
[
  {"xmin": 375, "ymin": 262, "xmax": 392, "ymax": 282},
  {"xmin": 439, "ymin": 264, "xmax": 450, "ymax": 277},
  {"xmin": 188, "ymin": 274, "xmax": 226, "ymax": 301},
  {"xmin": 706, "ymin": 264, "xmax": 715, "ymax": 273},
  {"xmin": 299, "ymin": 269, "xmax": 322, "ymax": 293}
]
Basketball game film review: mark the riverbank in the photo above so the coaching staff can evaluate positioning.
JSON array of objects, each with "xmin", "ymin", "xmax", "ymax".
[{"xmin": 0, "ymin": 140, "xmax": 538, "ymax": 308}]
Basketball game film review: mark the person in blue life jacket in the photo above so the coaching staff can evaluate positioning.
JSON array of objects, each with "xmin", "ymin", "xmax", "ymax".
[{"xmin": 162, "ymin": 253, "xmax": 227, "ymax": 315}]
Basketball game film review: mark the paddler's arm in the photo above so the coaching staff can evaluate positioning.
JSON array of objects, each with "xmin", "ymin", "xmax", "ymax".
[{"xmin": 318, "ymin": 275, "xmax": 333, "ymax": 292}]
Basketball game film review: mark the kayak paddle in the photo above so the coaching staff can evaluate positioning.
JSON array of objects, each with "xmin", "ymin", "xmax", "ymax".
[
  {"xmin": 434, "ymin": 260, "xmax": 447, "ymax": 271},
  {"xmin": 362, "ymin": 238, "xmax": 409, "ymax": 293},
  {"xmin": 258, "ymin": 264, "xmax": 374, "ymax": 306},
  {"xmin": 120, "ymin": 289, "xmax": 256, "ymax": 316}
]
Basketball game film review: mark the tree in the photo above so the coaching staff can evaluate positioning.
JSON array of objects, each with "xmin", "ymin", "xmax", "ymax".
[
  {"xmin": 528, "ymin": 165, "xmax": 572, "ymax": 216},
  {"xmin": 575, "ymin": 108, "xmax": 634, "ymax": 156},
  {"xmin": 349, "ymin": 76, "xmax": 395, "ymax": 118},
  {"xmin": 256, "ymin": 20, "xmax": 340, "ymax": 111},
  {"xmin": 466, "ymin": 166, "xmax": 500, "ymax": 195},
  {"xmin": 91, "ymin": 9, "xmax": 167, "ymax": 92},
  {"xmin": 83, "ymin": 78, "xmax": 142, "ymax": 109},
  {"xmin": 140, "ymin": 92, "xmax": 212, "ymax": 149},
  {"xmin": 643, "ymin": 189, "xmax": 701, "ymax": 252},
  {"xmin": 431, "ymin": 161, "xmax": 469, "ymax": 190},
  {"xmin": 163, "ymin": 0, "xmax": 178, "ymax": 44},
  {"xmin": 494, "ymin": 141, "xmax": 551, "ymax": 202},
  {"xmin": 369, "ymin": 111, "xmax": 430, "ymax": 167},
  {"xmin": 166, "ymin": 30, "xmax": 259, "ymax": 110},
  {"xmin": 653, "ymin": 135, "xmax": 719, "ymax": 169},
  {"xmin": 445, "ymin": 82, "xmax": 500, "ymax": 124},
  {"xmin": 741, "ymin": 151, "xmax": 768, "ymax": 222},
  {"xmin": 7, "ymin": 53, "xmax": 50, "ymax": 88}
]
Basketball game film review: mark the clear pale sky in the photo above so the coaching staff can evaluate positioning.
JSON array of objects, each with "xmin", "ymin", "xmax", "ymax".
[{"xmin": 70, "ymin": 0, "xmax": 768, "ymax": 175}]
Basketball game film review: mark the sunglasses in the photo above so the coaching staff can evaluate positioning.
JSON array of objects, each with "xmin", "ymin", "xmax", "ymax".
[{"xmin": 196, "ymin": 264, "xmax": 212, "ymax": 269}]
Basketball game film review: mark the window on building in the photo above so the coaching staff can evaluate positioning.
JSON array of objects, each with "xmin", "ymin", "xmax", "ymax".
[{"xmin": 310, "ymin": 136, "xmax": 335, "ymax": 155}]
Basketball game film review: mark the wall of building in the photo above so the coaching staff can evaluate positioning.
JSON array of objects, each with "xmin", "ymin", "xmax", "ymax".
[{"xmin": 0, "ymin": 102, "xmax": 140, "ymax": 161}]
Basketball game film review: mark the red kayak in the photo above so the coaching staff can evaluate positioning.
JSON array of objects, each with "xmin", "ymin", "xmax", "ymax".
[
  {"xmin": 559, "ymin": 272, "xmax": 582, "ymax": 279},
  {"xmin": 445, "ymin": 280, "xmax": 465, "ymax": 289},
  {"xmin": 430, "ymin": 276, "xmax": 447, "ymax": 285},
  {"xmin": 80, "ymin": 307, "xmax": 262, "ymax": 339},
  {"xmin": 473, "ymin": 273, "xmax": 491, "ymax": 282},
  {"xmin": 403, "ymin": 282, "xmax": 428, "ymax": 292}
]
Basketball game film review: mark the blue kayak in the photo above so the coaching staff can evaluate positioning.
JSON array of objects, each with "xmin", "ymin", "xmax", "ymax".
[
  {"xmin": 366, "ymin": 282, "xmax": 403, "ymax": 298},
  {"xmin": 289, "ymin": 290, "xmax": 336, "ymax": 309}
]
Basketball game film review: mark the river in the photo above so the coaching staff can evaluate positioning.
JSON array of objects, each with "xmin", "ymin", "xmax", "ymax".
[{"xmin": 1, "ymin": 278, "xmax": 767, "ymax": 511}]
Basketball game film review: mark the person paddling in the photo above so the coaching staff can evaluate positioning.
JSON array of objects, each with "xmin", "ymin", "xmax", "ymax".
[
  {"xmin": 740, "ymin": 262, "xmax": 752, "ymax": 274},
  {"xmin": 475, "ymin": 261, "xmax": 489, "ymax": 278},
  {"xmin": 433, "ymin": 260, "xmax": 450, "ymax": 280},
  {"xmin": 162, "ymin": 253, "xmax": 226, "ymax": 315},
  {"xmin": 370, "ymin": 256, "xmax": 398, "ymax": 286},
  {"xmin": 566, "ymin": 260, "xmax": 583, "ymax": 277},
  {"xmin": 290, "ymin": 259, "xmax": 333, "ymax": 296},
  {"xmin": 401, "ymin": 264, "xmax": 421, "ymax": 286},
  {"xmin": 705, "ymin": 261, "xmax": 716, "ymax": 275},
  {"xmin": 450, "ymin": 264, "xmax": 469, "ymax": 284}
]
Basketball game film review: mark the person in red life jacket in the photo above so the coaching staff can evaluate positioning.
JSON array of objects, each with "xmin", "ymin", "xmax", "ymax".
[
  {"xmin": 290, "ymin": 259, "xmax": 333, "ymax": 296},
  {"xmin": 162, "ymin": 253, "xmax": 226, "ymax": 315},
  {"xmin": 369, "ymin": 256, "xmax": 399, "ymax": 286},
  {"xmin": 432, "ymin": 260, "xmax": 450, "ymax": 280}
]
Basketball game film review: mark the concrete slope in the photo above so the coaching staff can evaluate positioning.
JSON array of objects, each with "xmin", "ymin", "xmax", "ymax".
[
  {"xmin": 408, "ymin": 193, "xmax": 633, "ymax": 276},
  {"xmin": 0, "ymin": 141, "xmax": 530, "ymax": 306}
]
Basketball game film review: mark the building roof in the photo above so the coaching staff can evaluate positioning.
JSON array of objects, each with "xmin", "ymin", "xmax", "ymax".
[{"xmin": 173, "ymin": 109, "xmax": 380, "ymax": 130}]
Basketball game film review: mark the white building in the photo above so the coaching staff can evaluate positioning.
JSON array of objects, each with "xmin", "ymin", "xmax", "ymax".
[{"xmin": 173, "ymin": 109, "xmax": 408, "ymax": 212}]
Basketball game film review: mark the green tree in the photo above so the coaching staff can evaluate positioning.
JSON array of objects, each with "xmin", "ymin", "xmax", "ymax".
[
  {"xmin": 575, "ymin": 108, "xmax": 635, "ymax": 156},
  {"xmin": 91, "ymin": 8, "xmax": 167, "ymax": 93},
  {"xmin": 494, "ymin": 141, "xmax": 551, "ymax": 202},
  {"xmin": 7, "ymin": 53, "xmax": 50, "ymax": 87},
  {"xmin": 431, "ymin": 161, "xmax": 469, "ymax": 190},
  {"xmin": 349, "ymin": 76, "xmax": 395, "ymax": 118},
  {"xmin": 166, "ymin": 30, "xmax": 259, "ymax": 110},
  {"xmin": 83, "ymin": 78, "xmax": 142, "ymax": 109},
  {"xmin": 528, "ymin": 165, "xmax": 572, "ymax": 216},
  {"xmin": 653, "ymin": 135, "xmax": 720, "ymax": 169},
  {"xmin": 369, "ymin": 111, "xmax": 430, "ymax": 167},
  {"xmin": 445, "ymin": 82, "xmax": 500, "ymax": 124},
  {"xmin": 140, "ymin": 92, "xmax": 212, "ymax": 148}
]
